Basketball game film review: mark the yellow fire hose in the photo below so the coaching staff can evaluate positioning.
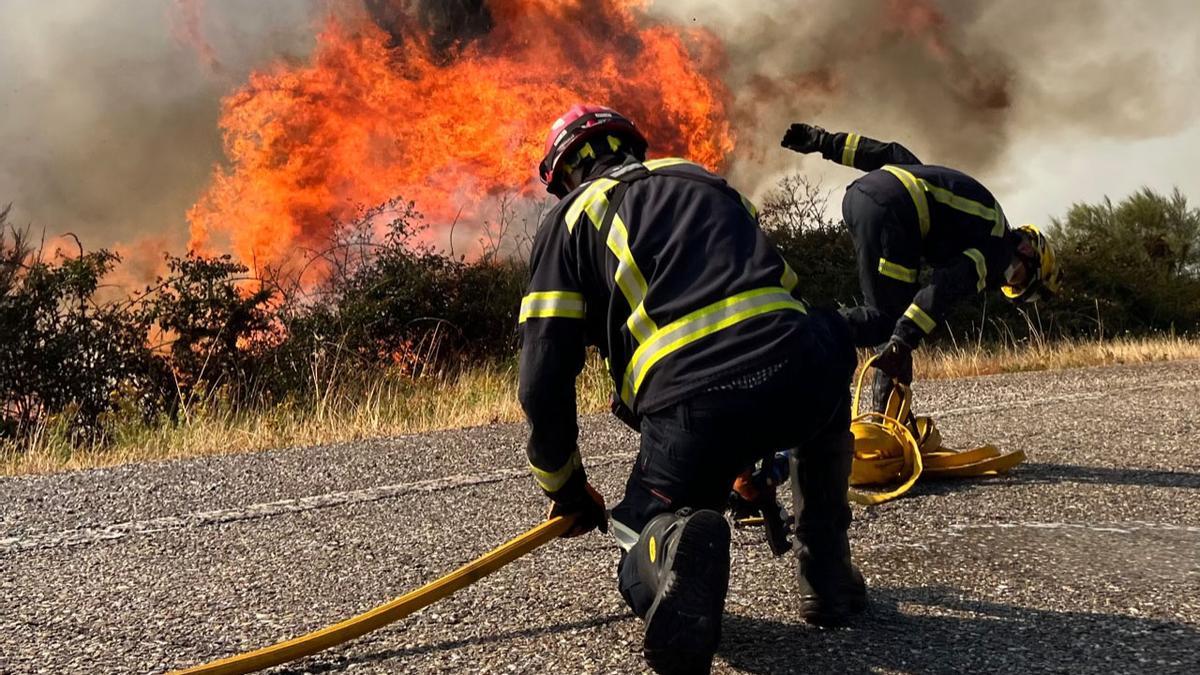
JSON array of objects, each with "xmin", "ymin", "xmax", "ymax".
[
  {"xmin": 847, "ymin": 356, "xmax": 1025, "ymax": 505},
  {"xmin": 173, "ymin": 515, "xmax": 576, "ymax": 674}
]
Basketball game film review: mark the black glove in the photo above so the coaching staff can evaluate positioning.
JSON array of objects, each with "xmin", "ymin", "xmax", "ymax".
[
  {"xmin": 872, "ymin": 338, "xmax": 913, "ymax": 379},
  {"xmin": 782, "ymin": 123, "xmax": 827, "ymax": 154},
  {"xmin": 611, "ymin": 393, "xmax": 641, "ymax": 432},
  {"xmin": 547, "ymin": 474, "xmax": 608, "ymax": 538}
]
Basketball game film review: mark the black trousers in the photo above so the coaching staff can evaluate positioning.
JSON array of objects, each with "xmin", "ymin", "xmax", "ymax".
[
  {"xmin": 840, "ymin": 186, "xmax": 917, "ymax": 412},
  {"xmin": 611, "ymin": 309, "xmax": 857, "ymax": 614}
]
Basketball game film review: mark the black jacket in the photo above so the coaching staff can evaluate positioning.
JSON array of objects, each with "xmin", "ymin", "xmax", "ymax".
[
  {"xmin": 518, "ymin": 157, "xmax": 808, "ymax": 497},
  {"xmin": 819, "ymin": 131, "xmax": 1016, "ymax": 348}
]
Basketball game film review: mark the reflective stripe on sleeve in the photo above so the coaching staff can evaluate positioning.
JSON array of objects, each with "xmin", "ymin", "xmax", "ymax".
[
  {"xmin": 841, "ymin": 133, "xmax": 862, "ymax": 167},
  {"xmin": 882, "ymin": 166, "xmax": 931, "ymax": 238},
  {"xmin": 878, "ymin": 258, "xmax": 918, "ymax": 283},
  {"xmin": 903, "ymin": 303, "xmax": 937, "ymax": 334},
  {"xmin": 963, "ymin": 248, "xmax": 988, "ymax": 292},
  {"xmin": 519, "ymin": 291, "xmax": 585, "ymax": 323},
  {"xmin": 781, "ymin": 260, "xmax": 799, "ymax": 292},
  {"xmin": 741, "ymin": 194, "xmax": 759, "ymax": 219},
  {"xmin": 620, "ymin": 287, "xmax": 807, "ymax": 403},
  {"xmin": 529, "ymin": 449, "xmax": 583, "ymax": 493}
]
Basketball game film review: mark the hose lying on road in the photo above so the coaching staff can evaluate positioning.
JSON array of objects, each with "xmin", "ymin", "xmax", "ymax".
[
  {"xmin": 848, "ymin": 357, "xmax": 1025, "ymax": 505},
  {"xmin": 173, "ymin": 515, "xmax": 576, "ymax": 675}
]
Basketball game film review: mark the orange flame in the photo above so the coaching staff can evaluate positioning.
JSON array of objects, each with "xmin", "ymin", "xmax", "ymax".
[{"xmin": 187, "ymin": 0, "xmax": 734, "ymax": 273}]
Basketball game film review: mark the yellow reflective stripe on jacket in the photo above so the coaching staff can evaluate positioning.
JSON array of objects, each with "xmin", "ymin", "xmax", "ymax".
[
  {"xmin": 882, "ymin": 166, "xmax": 931, "ymax": 238},
  {"xmin": 645, "ymin": 157, "xmax": 756, "ymax": 220},
  {"xmin": 564, "ymin": 178, "xmax": 659, "ymax": 338},
  {"xmin": 919, "ymin": 180, "xmax": 1002, "ymax": 236},
  {"xmin": 904, "ymin": 303, "xmax": 937, "ymax": 334},
  {"xmin": 607, "ymin": 213, "xmax": 652, "ymax": 316},
  {"xmin": 627, "ymin": 304, "xmax": 657, "ymax": 344},
  {"xmin": 878, "ymin": 258, "xmax": 918, "ymax": 283},
  {"xmin": 963, "ymin": 248, "xmax": 987, "ymax": 292},
  {"xmin": 620, "ymin": 287, "xmax": 807, "ymax": 402},
  {"xmin": 991, "ymin": 203, "xmax": 1006, "ymax": 237},
  {"xmin": 520, "ymin": 291, "xmax": 585, "ymax": 322},
  {"xmin": 882, "ymin": 166, "xmax": 1006, "ymax": 240},
  {"xmin": 643, "ymin": 157, "xmax": 694, "ymax": 171},
  {"xmin": 564, "ymin": 178, "xmax": 619, "ymax": 234},
  {"xmin": 529, "ymin": 449, "xmax": 583, "ymax": 493},
  {"xmin": 841, "ymin": 133, "xmax": 861, "ymax": 167},
  {"xmin": 781, "ymin": 260, "xmax": 799, "ymax": 292}
]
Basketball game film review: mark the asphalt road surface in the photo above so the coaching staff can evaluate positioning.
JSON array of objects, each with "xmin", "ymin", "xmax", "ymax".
[{"xmin": 3, "ymin": 361, "xmax": 1199, "ymax": 674}]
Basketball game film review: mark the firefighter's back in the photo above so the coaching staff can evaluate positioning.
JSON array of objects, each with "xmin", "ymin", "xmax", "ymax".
[
  {"xmin": 850, "ymin": 163, "xmax": 1008, "ymax": 265},
  {"xmin": 566, "ymin": 158, "xmax": 810, "ymax": 414}
]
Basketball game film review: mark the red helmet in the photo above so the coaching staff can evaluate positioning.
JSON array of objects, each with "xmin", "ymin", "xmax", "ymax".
[{"xmin": 538, "ymin": 104, "xmax": 648, "ymax": 197}]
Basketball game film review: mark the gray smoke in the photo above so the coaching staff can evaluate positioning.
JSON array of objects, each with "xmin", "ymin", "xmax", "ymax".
[
  {"xmin": 0, "ymin": 0, "xmax": 317, "ymax": 252},
  {"xmin": 654, "ymin": 0, "xmax": 1200, "ymax": 195}
]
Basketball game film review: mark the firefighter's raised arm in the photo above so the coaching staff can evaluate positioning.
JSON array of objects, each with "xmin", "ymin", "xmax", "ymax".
[{"xmin": 782, "ymin": 124, "xmax": 922, "ymax": 171}]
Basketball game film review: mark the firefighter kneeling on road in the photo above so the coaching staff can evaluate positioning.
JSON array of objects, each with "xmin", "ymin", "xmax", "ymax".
[
  {"xmin": 519, "ymin": 105, "xmax": 865, "ymax": 674},
  {"xmin": 782, "ymin": 123, "xmax": 1062, "ymax": 417}
]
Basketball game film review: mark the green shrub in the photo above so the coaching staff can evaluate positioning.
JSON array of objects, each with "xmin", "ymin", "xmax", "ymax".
[
  {"xmin": 1050, "ymin": 188, "xmax": 1200, "ymax": 335},
  {"xmin": 758, "ymin": 174, "xmax": 859, "ymax": 308},
  {"xmin": 4, "ymin": 182, "xmax": 1197, "ymax": 451},
  {"xmin": 0, "ymin": 210, "xmax": 164, "ymax": 440}
]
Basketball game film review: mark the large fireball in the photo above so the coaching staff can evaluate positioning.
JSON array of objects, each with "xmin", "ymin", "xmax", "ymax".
[{"xmin": 187, "ymin": 0, "xmax": 735, "ymax": 273}]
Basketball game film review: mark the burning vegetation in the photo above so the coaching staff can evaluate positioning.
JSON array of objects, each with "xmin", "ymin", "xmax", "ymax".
[{"xmin": 186, "ymin": 0, "xmax": 734, "ymax": 276}]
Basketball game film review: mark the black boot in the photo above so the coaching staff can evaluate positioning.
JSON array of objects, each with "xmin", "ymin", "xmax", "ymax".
[
  {"xmin": 622, "ymin": 509, "xmax": 731, "ymax": 674},
  {"xmin": 791, "ymin": 436, "xmax": 867, "ymax": 626}
]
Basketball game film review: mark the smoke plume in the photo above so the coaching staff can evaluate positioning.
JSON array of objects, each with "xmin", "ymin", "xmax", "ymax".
[{"xmin": 654, "ymin": 0, "xmax": 1200, "ymax": 190}]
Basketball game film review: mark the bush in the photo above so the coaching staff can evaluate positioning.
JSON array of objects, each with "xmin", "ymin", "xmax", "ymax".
[
  {"xmin": 145, "ymin": 253, "xmax": 276, "ymax": 401},
  {"xmin": 0, "ymin": 210, "xmax": 164, "ymax": 440},
  {"xmin": 282, "ymin": 199, "xmax": 525, "ymax": 379},
  {"xmin": 1050, "ymin": 188, "xmax": 1200, "ymax": 335},
  {"xmin": 5, "ymin": 182, "xmax": 1197, "ymax": 452},
  {"xmin": 758, "ymin": 175, "xmax": 859, "ymax": 308}
]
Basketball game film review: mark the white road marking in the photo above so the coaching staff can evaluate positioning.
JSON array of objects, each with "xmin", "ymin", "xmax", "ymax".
[
  {"xmin": 5, "ymin": 375, "xmax": 1197, "ymax": 555},
  {"xmin": 0, "ymin": 453, "xmax": 636, "ymax": 554},
  {"xmin": 947, "ymin": 521, "xmax": 1200, "ymax": 535}
]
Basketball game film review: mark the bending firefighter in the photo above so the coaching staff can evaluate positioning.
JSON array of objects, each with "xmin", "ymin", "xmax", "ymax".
[
  {"xmin": 520, "ymin": 105, "xmax": 864, "ymax": 674},
  {"xmin": 782, "ymin": 124, "xmax": 1062, "ymax": 416}
]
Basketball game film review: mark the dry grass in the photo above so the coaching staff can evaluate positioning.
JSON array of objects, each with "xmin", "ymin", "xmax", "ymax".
[
  {"xmin": 912, "ymin": 334, "xmax": 1200, "ymax": 380},
  {"xmin": 3, "ymin": 336, "xmax": 1197, "ymax": 476},
  {"xmin": 2, "ymin": 361, "xmax": 613, "ymax": 476}
]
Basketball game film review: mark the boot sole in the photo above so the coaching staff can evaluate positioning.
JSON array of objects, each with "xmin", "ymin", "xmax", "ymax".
[{"xmin": 643, "ymin": 511, "xmax": 731, "ymax": 675}]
